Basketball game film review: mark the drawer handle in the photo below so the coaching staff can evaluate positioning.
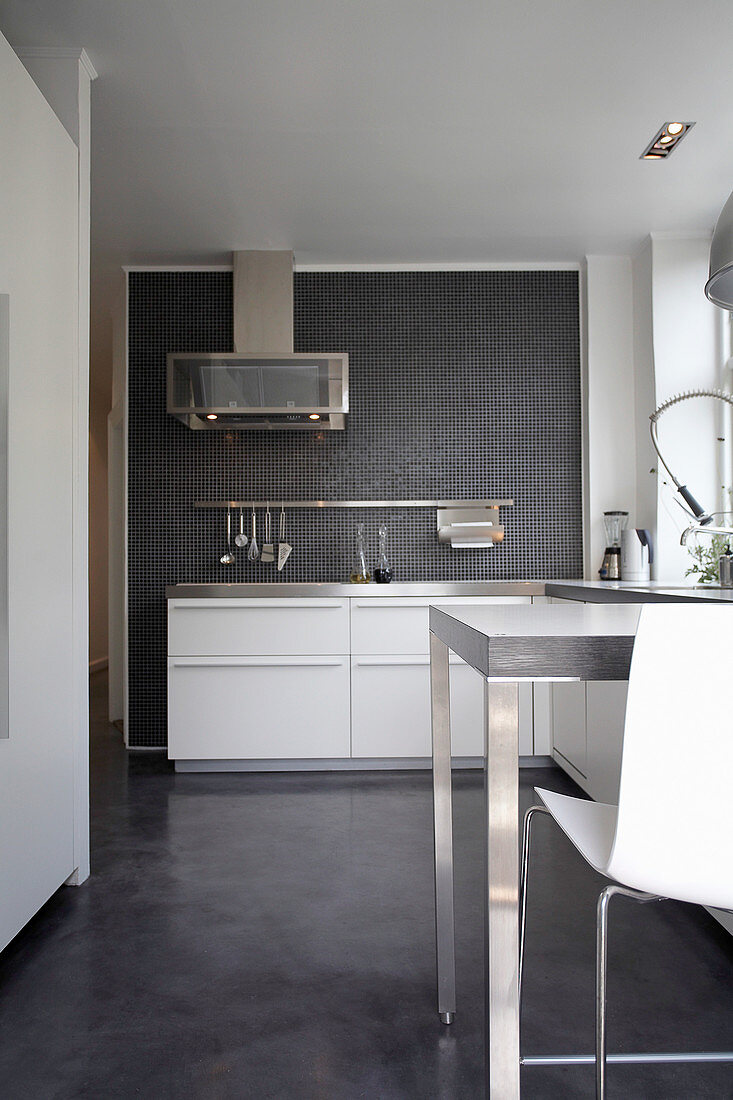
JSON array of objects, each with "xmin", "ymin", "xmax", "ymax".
[
  {"xmin": 354, "ymin": 658, "xmax": 430, "ymax": 667},
  {"xmin": 170, "ymin": 599, "xmax": 344, "ymax": 609},
  {"xmin": 353, "ymin": 657, "xmax": 466, "ymax": 667},
  {"xmin": 170, "ymin": 657, "xmax": 345, "ymax": 668},
  {"xmin": 353, "ymin": 600, "xmax": 425, "ymax": 608}
]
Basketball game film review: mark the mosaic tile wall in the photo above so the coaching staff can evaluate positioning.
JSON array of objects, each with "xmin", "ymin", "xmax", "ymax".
[{"xmin": 128, "ymin": 270, "xmax": 582, "ymax": 747}]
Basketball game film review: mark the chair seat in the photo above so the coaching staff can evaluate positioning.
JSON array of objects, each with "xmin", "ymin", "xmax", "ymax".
[{"xmin": 535, "ymin": 787, "xmax": 617, "ymax": 876}]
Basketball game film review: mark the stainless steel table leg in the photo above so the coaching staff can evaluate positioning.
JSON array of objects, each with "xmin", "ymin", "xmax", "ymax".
[
  {"xmin": 485, "ymin": 680, "xmax": 520, "ymax": 1097},
  {"xmin": 430, "ymin": 631, "xmax": 456, "ymax": 1025}
]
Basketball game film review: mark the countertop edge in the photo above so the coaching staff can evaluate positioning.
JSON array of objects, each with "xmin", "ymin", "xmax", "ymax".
[{"xmin": 165, "ymin": 579, "xmax": 733, "ymax": 602}]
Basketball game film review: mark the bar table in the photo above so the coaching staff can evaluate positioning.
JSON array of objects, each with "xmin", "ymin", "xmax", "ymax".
[{"xmin": 429, "ymin": 601, "xmax": 641, "ymax": 1097}]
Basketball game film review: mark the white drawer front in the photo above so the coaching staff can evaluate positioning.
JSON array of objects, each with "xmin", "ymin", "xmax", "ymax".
[
  {"xmin": 168, "ymin": 655, "xmax": 351, "ymax": 759},
  {"xmin": 350, "ymin": 596, "xmax": 531, "ymax": 655},
  {"xmin": 168, "ymin": 598, "xmax": 350, "ymax": 656},
  {"xmin": 350, "ymin": 655, "xmax": 533, "ymax": 758}
]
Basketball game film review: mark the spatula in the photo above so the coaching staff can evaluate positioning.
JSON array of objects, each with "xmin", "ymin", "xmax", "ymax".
[{"xmin": 277, "ymin": 506, "xmax": 292, "ymax": 572}]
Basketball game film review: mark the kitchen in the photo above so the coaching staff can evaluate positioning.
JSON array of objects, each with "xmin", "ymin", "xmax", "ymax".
[{"xmin": 1, "ymin": 2, "xmax": 733, "ymax": 1098}]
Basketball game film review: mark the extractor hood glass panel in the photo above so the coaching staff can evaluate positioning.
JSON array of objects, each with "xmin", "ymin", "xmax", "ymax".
[
  {"xmin": 260, "ymin": 361, "xmax": 324, "ymax": 407},
  {"xmin": 195, "ymin": 361, "xmax": 262, "ymax": 408},
  {"xmin": 167, "ymin": 353, "xmax": 348, "ymax": 420}
]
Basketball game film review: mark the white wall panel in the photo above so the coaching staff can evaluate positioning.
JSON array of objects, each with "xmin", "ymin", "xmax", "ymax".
[{"xmin": 0, "ymin": 34, "xmax": 82, "ymax": 950}]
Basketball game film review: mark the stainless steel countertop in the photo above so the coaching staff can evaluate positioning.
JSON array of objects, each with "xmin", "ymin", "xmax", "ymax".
[
  {"xmin": 166, "ymin": 581, "xmax": 546, "ymax": 598},
  {"xmin": 163, "ymin": 576, "xmax": 733, "ymax": 602},
  {"xmin": 546, "ymin": 580, "xmax": 733, "ymax": 603},
  {"xmin": 166, "ymin": 579, "xmax": 733, "ymax": 602}
]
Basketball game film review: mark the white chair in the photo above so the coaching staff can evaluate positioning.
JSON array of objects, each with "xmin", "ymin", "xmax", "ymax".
[{"xmin": 519, "ymin": 603, "xmax": 733, "ymax": 1099}]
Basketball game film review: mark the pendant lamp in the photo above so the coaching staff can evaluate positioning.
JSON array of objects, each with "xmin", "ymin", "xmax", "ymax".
[{"xmin": 705, "ymin": 189, "xmax": 733, "ymax": 308}]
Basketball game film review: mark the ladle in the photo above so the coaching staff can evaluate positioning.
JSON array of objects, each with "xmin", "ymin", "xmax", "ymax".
[
  {"xmin": 220, "ymin": 508, "xmax": 235, "ymax": 565},
  {"xmin": 234, "ymin": 507, "xmax": 248, "ymax": 548}
]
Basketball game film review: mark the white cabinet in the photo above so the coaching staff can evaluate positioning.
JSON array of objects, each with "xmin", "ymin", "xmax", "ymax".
[
  {"xmin": 168, "ymin": 655, "xmax": 350, "ymax": 760},
  {"xmin": 168, "ymin": 597, "xmax": 350, "ymax": 656},
  {"xmin": 551, "ymin": 682, "xmax": 587, "ymax": 780},
  {"xmin": 351, "ymin": 658, "xmax": 534, "ymax": 759},
  {"xmin": 546, "ymin": 596, "xmax": 629, "ymax": 801},
  {"xmin": 168, "ymin": 593, "xmax": 537, "ymax": 765},
  {"xmin": 586, "ymin": 681, "xmax": 627, "ymax": 804},
  {"xmin": 351, "ymin": 595, "xmax": 534, "ymax": 759},
  {"xmin": 168, "ymin": 598, "xmax": 351, "ymax": 762},
  {"xmin": 351, "ymin": 654, "xmax": 491, "ymax": 758},
  {"xmin": 351, "ymin": 595, "xmax": 531, "ymax": 655}
]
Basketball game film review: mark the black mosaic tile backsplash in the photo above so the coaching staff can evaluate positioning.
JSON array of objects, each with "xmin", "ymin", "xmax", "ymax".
[{"xmin": 128, "ymin": 270, "xmax": 582, "ymax": 747}]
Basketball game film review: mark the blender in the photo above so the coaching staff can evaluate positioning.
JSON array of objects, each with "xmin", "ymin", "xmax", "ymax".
[{"xmin": 599, "ymin": 511, "xmax": 628, "ymax": 579}]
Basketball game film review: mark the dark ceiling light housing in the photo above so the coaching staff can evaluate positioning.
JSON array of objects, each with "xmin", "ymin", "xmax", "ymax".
[{"xmin": 640, "ymin": 121, "xmax": 695, "ymax": 160}]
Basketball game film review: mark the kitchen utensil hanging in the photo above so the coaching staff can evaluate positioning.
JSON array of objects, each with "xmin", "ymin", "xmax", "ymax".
[
  {"xmin": 234, "ymin": 507, "xmax": 248, "ymax": 548},
  {"xmin": 219, "ymin": 507, "xmax": 235, "ymax": 565},
  {"xmin": 248, "ymin": 506, "xmax": 260, "ymax": 561},
  {"xmin": 277, "ymin": 506, "xmax": 292, "ymax": 572},
  {"xmin": 261, "ymin": 502, "xmax": 275, "ymax": 563}
]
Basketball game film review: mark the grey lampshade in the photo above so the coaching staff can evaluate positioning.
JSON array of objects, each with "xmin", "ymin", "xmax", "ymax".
[{"xmin": 706, "ymin": 189, "xmax": 733, "ymax": 308}]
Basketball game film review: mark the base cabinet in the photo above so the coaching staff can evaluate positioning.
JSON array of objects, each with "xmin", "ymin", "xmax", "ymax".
[
  {"xmin": 551, "ymin": 681, "xmax": 587, "ymax": 779},
  {"xmin": 350, "ymin": 656, "xmax": 537, "ymax": 758},
  {"xmin": 168, "ymin": 656, "xmax": 351, "ymax": 760},
  {"xmin": 585, "ymin": 681, "xmax": 627, "ymax": 804},
  {"xmin": 168, "ymin": 595, "xmax": 537, "ymax": 765},
  {"xmin": 550, "ymin": 680, "xmax": 628, "ymax": 802}
]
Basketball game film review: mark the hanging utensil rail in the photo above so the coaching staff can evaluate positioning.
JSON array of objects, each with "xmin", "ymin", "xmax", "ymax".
[
  {"xmin": 195, "ymin": 499, "xmax": 513, "ymax": 548},
  {"xmin": 194, "ymin": 499, "xmax": 513, "ymax": 509}
]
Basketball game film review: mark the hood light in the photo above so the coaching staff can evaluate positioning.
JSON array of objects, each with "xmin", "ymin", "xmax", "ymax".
[
  {"xmin": 640, "ymin": 121, "xmax": 694, "ymax": 160},
  {"xmin": 206, "ymin": 414, "xmax": 218, "ymax": 420},
  {"xmin": 308, "ymin": 413, "xmax": 320, "ymax": 420}
]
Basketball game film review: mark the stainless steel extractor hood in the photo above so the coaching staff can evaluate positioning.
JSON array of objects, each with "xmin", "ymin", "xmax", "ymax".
[{"xmin": 167, "ymin": 251, "xmax": 348, "ymax": 430}]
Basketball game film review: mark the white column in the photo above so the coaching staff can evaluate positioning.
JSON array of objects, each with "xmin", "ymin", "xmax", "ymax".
[
  {"xmin": 583, "ymin": 256, "xmax": 637, "ymax": 578},
  {"xmin": 18, "ymin": 47, "xmax": 96, "ymax": 885},
  {"xmin": 649, "ymin": 235, "xmax": 719, "ymax": 582}
]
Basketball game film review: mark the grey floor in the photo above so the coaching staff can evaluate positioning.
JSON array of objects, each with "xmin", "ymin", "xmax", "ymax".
[{"xmin": 0, "ymin": 673, "xmax": 731, "ymax": 1099}]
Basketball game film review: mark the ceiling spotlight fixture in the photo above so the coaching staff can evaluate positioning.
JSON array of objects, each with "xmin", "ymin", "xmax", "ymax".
[
  {"xmin": 308, "ymin": 413, "xmax": 320, "ymax": 420},
  {"xmin": 640, "ymin": 121, "xmax": 694, "ymax": 160},
  {"xmin": 206, "ymin": 413, "xmax": 218, "ymax": 420}
]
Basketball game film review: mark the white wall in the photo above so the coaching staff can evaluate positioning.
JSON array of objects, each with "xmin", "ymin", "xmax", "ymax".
[
  {"xmin": 631, "ymin": 239, "xmax": 657, "ymax": 539},
  {"xmin": 585, "ymin": 240, "xmax": 721, "ymax": 584},
  {"xmin": 0, "ymin": 36, "xmax": 89, "ymax": 950},
  {"xmin": 649, "ymin": 236, "xmax": 720, "ymax": 581},
  {"xmin": 583, "ymin": 256, "xmax": 637, "ymax": 577}
]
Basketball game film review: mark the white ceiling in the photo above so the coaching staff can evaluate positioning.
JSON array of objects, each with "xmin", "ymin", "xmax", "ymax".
[{"xmin": 2, "ymin": 1, "xmax": 733, "ymax": 276}]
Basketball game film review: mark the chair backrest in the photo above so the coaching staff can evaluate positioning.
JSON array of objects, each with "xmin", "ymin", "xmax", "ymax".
[{"xmin": 607, "ymin": 603, "xmax": 733, "ymax": 909}]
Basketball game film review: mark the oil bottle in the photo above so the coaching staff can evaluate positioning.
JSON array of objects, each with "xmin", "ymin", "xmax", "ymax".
[{"xmin": 350, "ymin": 522, "xmax": 371, "ymax": 583}]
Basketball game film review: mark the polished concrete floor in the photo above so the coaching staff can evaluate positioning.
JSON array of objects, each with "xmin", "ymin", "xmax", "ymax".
[{"xmin": 0, "ymin": 673, "xmax": 731, "ymax": 1098}]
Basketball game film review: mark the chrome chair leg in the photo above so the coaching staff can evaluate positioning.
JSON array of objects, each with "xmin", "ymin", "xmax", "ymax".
[
  {"xmin": 518, "ymin": 805, "xmax": 550, "ymax": 1014},
  {"xmin": 595, "ymin": 883, "xmax": 662, "ymax": 1100}
]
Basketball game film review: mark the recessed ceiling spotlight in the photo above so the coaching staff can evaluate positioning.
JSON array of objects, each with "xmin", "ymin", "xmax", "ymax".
[{"xmin": 640, "ymin": 121, "xmax": 695, "ymax": 160}]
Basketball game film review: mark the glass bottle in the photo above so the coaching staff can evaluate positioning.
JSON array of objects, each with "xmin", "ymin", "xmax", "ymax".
[
  {"xmin": 374, "ymin": 523, "xmax": 393, "ymax": 584},
  {"xmin": 350, "ymin": 522, "xmax": 371, "ymax": 583}
]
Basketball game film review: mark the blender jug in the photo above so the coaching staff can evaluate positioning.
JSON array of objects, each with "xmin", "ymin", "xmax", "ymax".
[{"xmin": 599, "ymin": 511, "xmax": 628, "ymax": 579}]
